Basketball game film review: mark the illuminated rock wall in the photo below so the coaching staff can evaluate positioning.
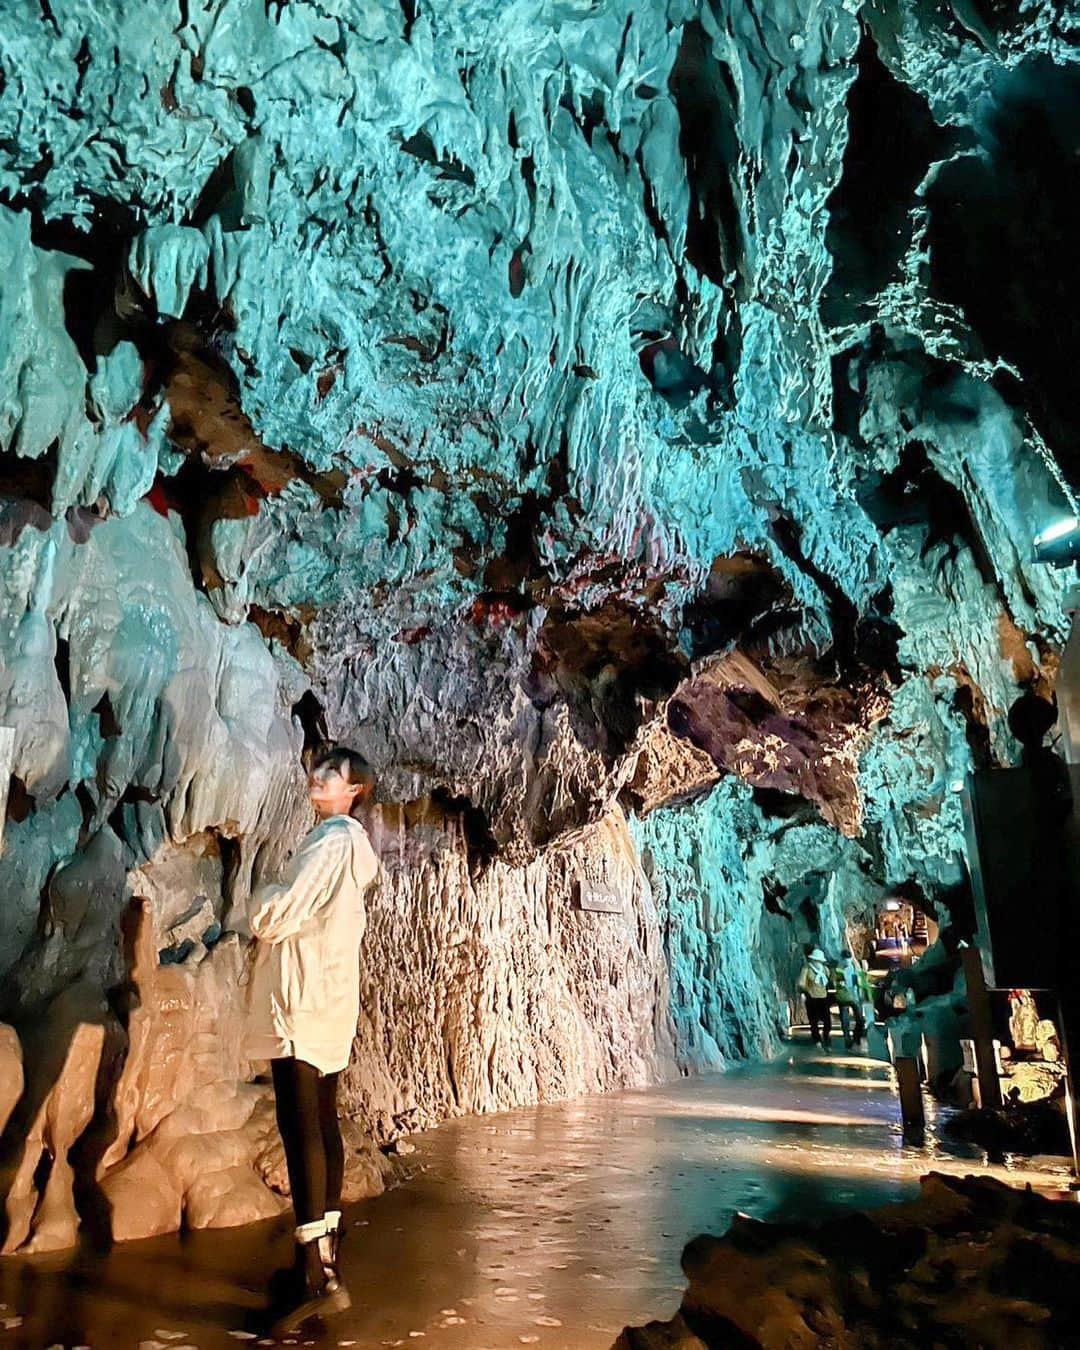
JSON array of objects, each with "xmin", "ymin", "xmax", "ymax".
[{"xmin": 0, "ymin": 0, "xmax": 1076, "ymax": 1248}]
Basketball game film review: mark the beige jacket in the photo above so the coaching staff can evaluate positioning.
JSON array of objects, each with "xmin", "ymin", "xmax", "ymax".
[{"xmin": 245, "ymin": 814, "xmax": 378, "ymax": 1075}]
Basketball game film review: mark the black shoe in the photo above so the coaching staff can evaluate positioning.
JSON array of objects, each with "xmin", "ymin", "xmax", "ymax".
[
  {"xmin": 268, "ymin": 1240, "xmax": 351, "ymax": 1337},
  {"xmin": 269, "ymin": 1280, "xmax": 350, "ymax": 1337}
]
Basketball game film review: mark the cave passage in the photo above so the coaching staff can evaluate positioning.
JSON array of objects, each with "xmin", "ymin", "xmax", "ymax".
[
  {"xmin": 1, "ymin": 1038, "xmax": 1067, "ymax": 1350},
  {"xmin": 3, "ymin": 0, "xmax": 1080, "ymax": 1345}
]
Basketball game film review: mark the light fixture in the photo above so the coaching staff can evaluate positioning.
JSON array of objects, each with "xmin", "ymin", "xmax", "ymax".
[
  {"xmin": 1033, "ymin": 516, "xmax": 1080, "ymax": 566},
  {"xmin": 884, "ymin": 899, "xmax": 901, "ymax": 912}
]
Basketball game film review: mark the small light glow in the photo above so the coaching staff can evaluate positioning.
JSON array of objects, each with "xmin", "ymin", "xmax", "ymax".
[
  {"xmin": 788, "ymin": 1075, "xmax": 894, "ymax": 1091},
  {"xmin": 884, "ymin": 899, "xmax": 901, "ymax": 912},
  {"xmin": 1034, "ymin": 515, "xmax": 1080, "ymax": 547}
]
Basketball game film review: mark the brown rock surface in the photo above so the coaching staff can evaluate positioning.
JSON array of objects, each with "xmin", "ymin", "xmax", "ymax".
[
  {"xmin": 1, "ymin": 984, "xmax": 113, "ymax": 1254},
  {"xmin": 1002, "ymin": 1059, "xmax": 1067, "ymax": 1105},
  {"xmin": 183, "ymin": 1162, "xmax": 289, "ymax": 1230},
  {"xmin": 98, "ymin": 1144, "xmax": 182, "ymax": 1242},
  {"xmin": 665, "ymin": 653, "xmax": 885, "ymax": 838},
  {"xmin": 96, "ymin": 898, "xmax": 157, "ymax": 1173},
  {"xmin": 0, "ymin": 1027, "xmax": 23, "ymax": 1139},
  {"xmin": 0, "ymin": 800, "xmax": 677, "ymax": 1254},
  {"xmin": 625, "ymin": 716, "xmax": 722, "ymax": 816},
  {"xmin": 613, "ymin": 1172, "xmax": 1080, "ymax": 1350},
  {"xmin": 1, "ymin": 888, "xmax": 337, "ymax": 1249}
]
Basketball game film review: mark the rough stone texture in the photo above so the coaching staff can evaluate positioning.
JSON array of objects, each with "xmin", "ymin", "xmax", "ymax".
[
  {"xmin": 0, "ymin": 0, "xmax": 1076, "ymax": 1251},
  {"xmin": 613, "ymin": 1171, "xmax": 1080, "ymax": 1349},
  {"xmin": 344, "ymin": 804, "xmax": 677, "ymax": 1136},
  {"xmin": 1003, "ymin": 1059, "xmax": 1067, "ymax": 1106},
  {"xmin": 0, "ymin": 894, "xmax": 387, "ymax": 1250},
  {"xmin": 0, "ymin": 1028, "xmax": 22, "ymax": 1141},
  {"xmin": 98, "ymin": 1146, "xmax": 182, "ymax": 1244},
  {"xmin": 0, "ymin": 983, "xmax": 112, "ymax": 1254},
  {"xmin": 632, "ymin": 778, "xmax": 882, "ymax": 1068}
]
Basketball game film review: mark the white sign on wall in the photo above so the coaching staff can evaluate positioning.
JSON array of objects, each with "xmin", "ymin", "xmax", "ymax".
[
  {"xmin": 0, "ymin": 727, "xmax": 13, "ymax": 856},
  {"xmin": 575, "ymin": 879, "xmax": 624, "ymax": 915}
]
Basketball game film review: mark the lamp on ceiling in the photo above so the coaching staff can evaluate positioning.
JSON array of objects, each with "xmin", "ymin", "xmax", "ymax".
[{"xmin": 1033, "ymin": 515, "xmax": 1080, "ymax": 566}]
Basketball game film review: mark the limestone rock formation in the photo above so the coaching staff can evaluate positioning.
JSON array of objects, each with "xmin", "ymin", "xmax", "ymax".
[
  {"xmin": 0, "ymin": 896, "xmax": 391, "ymax": 1250},
  {"xmin": 345, "ymin": 806, "xmax": 678, "ymax": 1135},
  {"xmin": 0, "ymin": 0, "xmax": 1076, "ymax": 1252},
  {"xmin": 0, "ymin": 1029, "xmax": 22, "ymax": 1140},
  {"xmin": 0, "ymin": 983, "xmax": 113, "ymax": 1254},
  {"xmin": 252, "ymin": 1101, "xmax": 389, "ymax": 1210},
  {"xmin": 99, "ymin": 1146, "xmax": 183, "ymax": 1244},
  {"xmin": 613, "ymin": 1172, "xmax": 1080, "ymax": 1349}
]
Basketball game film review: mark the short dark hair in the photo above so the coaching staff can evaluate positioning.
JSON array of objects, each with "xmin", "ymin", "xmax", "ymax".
[
  {"xmin": 312, "ymin": 747, "xmax": 374, "ymax": 793},
  {"xmin": 1007, "ymin": 689, "xmax": 1056, "ymax": 749}
]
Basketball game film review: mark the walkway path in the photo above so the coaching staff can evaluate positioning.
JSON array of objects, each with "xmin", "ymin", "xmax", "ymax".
[{"xmin": 0, "ymin": 1038, "xmax": 1070, "ymax": 1349}]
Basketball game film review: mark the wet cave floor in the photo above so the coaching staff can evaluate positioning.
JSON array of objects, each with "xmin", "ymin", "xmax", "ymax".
[{"xmin": 1, "ymin": 1037, "xmax": 1072, "ymax": 1350}]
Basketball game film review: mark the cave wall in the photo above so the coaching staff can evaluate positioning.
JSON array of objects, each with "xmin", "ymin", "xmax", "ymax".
[
  {"xmin": 0, "ymin": 0, "xmax": 1077, "ymax": 1249},
  {"xmin": 344, "ymin": 805, "xmax": 677, "ymax": 1137}
]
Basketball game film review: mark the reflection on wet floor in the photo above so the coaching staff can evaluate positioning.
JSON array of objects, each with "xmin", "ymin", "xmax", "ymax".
[{"xmin": 0, "ymin": 1036, "xmax": 1071, "ymax": 1350}]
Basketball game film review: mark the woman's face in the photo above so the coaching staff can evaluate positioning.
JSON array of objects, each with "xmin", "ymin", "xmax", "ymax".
[{"xmin": 308, "ymin": 764, "xmax": 365, "ymax": 818}]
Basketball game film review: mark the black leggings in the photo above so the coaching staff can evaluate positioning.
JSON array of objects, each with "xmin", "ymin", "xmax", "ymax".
[{"xmin": 271, "ymin": 1058, "xmax": 344, "ymax": 1226}]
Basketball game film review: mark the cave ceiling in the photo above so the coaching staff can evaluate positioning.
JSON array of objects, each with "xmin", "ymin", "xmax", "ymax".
[{"xmin": 0, "ymin": 0, "xmax": 1075, "ymax": 917}]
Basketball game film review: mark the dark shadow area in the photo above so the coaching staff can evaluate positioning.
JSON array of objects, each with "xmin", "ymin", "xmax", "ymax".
[
  {"xmin": 761, "ymin": 878, "xmax": 793, "ymax": 921},
  {"xmin": 146, "ymin": 457, "xmax": 267, "ymax": 594},
  {"xmin": 104, "ymin": 783, "xmax": 160, "ymax": 850},
  {"xmin": 924, "ymin": 57, "xmax": 1080, "ymax": 479},
  {"xmin": 5, "ymin": 777, "xmax": 35, "ymax": 826},
  {"xmin": 558, "ymin": 87, "xmax": 609, "ymax": 147},
  {"xmin": 0, "ymin": 195, "xmax": 144, "ymax": 374},
  {"xmin": 289, "ymin": 688, "xmax": 328, "ymax": 757},
  {"xmin": 769, "ymin": 511, "xmax": 902, "ymax": 685},
  {"xmin": 398, "ymin": 130, "xmax": 476, "ymax": 186},
  {"xmin": 668, "ymin": 19, "xmax": 743, "ymax": 394},
  {"xmin": 246, "ymin": 605, "xmax": 315, "ymax": 669},
  {"xmin": 822, "ymin": 30, "xmax": 952, "ymax": 327},
  {"xmin": 856, "ymin": 437, "xmax": 997, "ymax": 585},
  {"xmin": 681, "ymin": 552, "xmax": 802, "ymax": 663},
  {"xmin": 187, "ymin": 145, "xmax": 250, "ymax": 234},
  {"xmin": 751, "ymin": 787, "xmax": 810, "ymax": 824},
  {"xmin": 524, "ymin": 601, "xmax": 686, "ymax": 759},
  {"xmin": 478, "ymin": 464, "xmax": 576, "ymax": 597},
  {"xmin": 0, "ymin": 442, "xmax": 58, "ymax": 542},
  {"xmin": 426, "ymin": 790, "xmax": 499, "ymax": 876},
  {"xmin": 637, "ymin": 336, "xmax": 716, "ymax": 408}
]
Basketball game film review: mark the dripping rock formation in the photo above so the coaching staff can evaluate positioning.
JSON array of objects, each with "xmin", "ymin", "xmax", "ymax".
[{"xmin": 0, "ymin": 0, "xmax": 1075, "ymax": 1248}]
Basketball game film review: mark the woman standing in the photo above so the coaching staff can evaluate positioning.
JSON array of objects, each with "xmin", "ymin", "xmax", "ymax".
[
  {"xmin": 796, "ymin": 947, "xmax": 833, "ymax": 1050},
  {"xmin": 246, "ymin": 748, "xmax": 379, "ymax": 1334}
]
